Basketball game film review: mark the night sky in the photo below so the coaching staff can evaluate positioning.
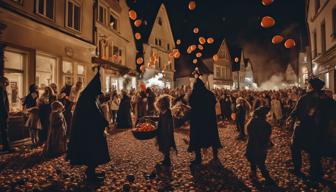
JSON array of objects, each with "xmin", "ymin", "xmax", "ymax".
[{"xmin": 126, "ymin": 0, "xmax": 307, "ymax": 82}]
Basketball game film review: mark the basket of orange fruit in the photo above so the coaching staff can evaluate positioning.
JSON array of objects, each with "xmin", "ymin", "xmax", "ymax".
[{"xmin": 132, "ymin": 118, "xmax": 157, "ymax": 140}]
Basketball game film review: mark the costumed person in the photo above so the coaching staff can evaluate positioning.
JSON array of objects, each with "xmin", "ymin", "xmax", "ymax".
[
  {"xmin": 0, "ymin": 77, "xmax": 11, "ymax": 152},
  {"xmin": 67, "ymin": 70, "xmax": 110, "ymax": 183},
  {"xmin": 44, "ymin": 101, "xmax": 67, "ymax": 157},
  {"xmin": 23, "ymin": 84, "xmax": 40, "ymax": 147},
  {"xmin": 109, "ymin": 91, "xmax": 119, "ymax": 124},
  {"xmin": 236, "ymin": 97, "xmax": 250, "ymax": 140},
  {"xmin": 288, "ymin": 77, "xmax": 335, "ymax": 180},
  {"xmin": 147, "ymin": 94, "xmax": 177, "ymax": 167},
  {"xmin": 146, "ymin": 87, "xmax": 156, "ymax": 115},
  {"xmin": 271, "ymin": 95, "xmax": 283, "ymax": 127},
  {"xmin": 245, "ymin": 106, "xmax": 275, "ymax": 185},
  {"xmin": 188, "ymin": 75, "xmax": 222, "ymax": 165},
  {"xmin": 116, "ymin": 90, "xmax": 132, "ymax": 129},
  {"xmin": 58, "ymin": 84, "xmax": 73, "ymax": 138}
]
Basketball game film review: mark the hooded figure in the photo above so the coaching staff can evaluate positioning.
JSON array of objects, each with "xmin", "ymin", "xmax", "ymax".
[
  {"xmin": 188, "ymin": 78, "xmax": 222, "ymax": 164},
  {"xmin": 67, "ymin": 71, "xmax": 109, "ymax": 182},
  {"xmin": 116, "ymin": 90, "xmax": 132, "ymax": 129}
]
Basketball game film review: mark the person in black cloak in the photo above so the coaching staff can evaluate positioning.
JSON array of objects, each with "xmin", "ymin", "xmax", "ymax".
[
  {"xmin": 188, "ymin": 77, "xmax": 222, "ymax": 164},
  {"xmin": 67, "ymin": 70, "xmax": 110, "ymax": 183},
  {"xmin": 116, "ymin": 90, "xmax": 132, "ymax": 129},
  {"xmin": 59, "ymin": 84, "xmax": 73, "ymax": 138}
]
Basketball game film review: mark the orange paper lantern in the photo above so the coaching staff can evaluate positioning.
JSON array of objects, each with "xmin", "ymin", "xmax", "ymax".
[
  {"xmin": 272, "ymin": 35, "xmax": 284, "ymax": 44},
  {"xmin": 135, "ymin": 32, "xmax": 141, "ymax": 40},
  {"xmin": 199, "ymin": 37, "xmax": 206, "ymax": 45},
  {"xmin": 284, "ymin": 39, "xmax": 296, "ymax": 48},
  {"xmin": 262, "ymin": 0, "xmax": 274, "ymax": 6},
  {"xmin": 198, "ymin": 44, "xmax": 204, "ymax": 50},
  {"xmin": 234, "ymin": 57, "xmax": 239, "ymax": 63},
  {"xmin": 196, "ymin": 52, "xmax": 202, "ymax": 58},
  {"xmin": 188, "ymin": 1, "xmax": 196, "ymax": 10},
  {"xmin": 191, "ymin": 44, "xmax": 197, "ymax": 51},
  {"xmin": 261, "ymin": 16, "xmax": 275, "ymax": 28},
  {"xmin": 207, "ymin": 37, "xmax": 214, "ymax": 44},
  {"xmin": 129, "ymin": 10, "xmax": 137, "ymax": 20},
  {"xmin": 136, "ymin": 57, "xmax": 144, "ymax": 65},
  {"xmin": 193, "ymin": 27, "xmax": 199, "ymax": 34},
  {"xmin": 174, "ymin": 50, "xmax": 181, "ymax": 59},
  {"xmin": 192, "ymin": 59, "xmax": 198, "ymax": 64},
  {"xmin": 176, "ymin": 39, "xmax": 181, "ymax": 45},
  {"xmin": 140, "ymin": 65, "xmax": 145, "ymax": 73},
  {"xmin": 134, "ymin": 19, "xmax": 142, "ymax": 27}
]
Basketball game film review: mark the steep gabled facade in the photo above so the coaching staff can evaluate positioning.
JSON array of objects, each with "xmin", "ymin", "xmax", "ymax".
[{"xmin": 143, "ymin": 4, "xmax": 175, "ymax": 88}]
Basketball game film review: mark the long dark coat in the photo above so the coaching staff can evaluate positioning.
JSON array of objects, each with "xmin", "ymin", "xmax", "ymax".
[
  {"xmin": 67, "ymin": 72, "xmax": 110, "ymax": 166},
  {"xmin": 137, "ymin": 91, "xmax": 147, "ymax": 118},
  {"xmin": 157, "ymin": 110, "xmax": 177, "ymax": 154},
  {"xmin": 116, "ymin": 95, "xmax": 132, "ymax": 129},
  {"xmin": 245, "ymin": 117, "xmax": 272, "ymax": 163},
  {"xmin": 188, "ymin": 79, "xmax": 222, "ymax": 152},
  {"xmin": 0, "ymin": 87, "xmax": 9, "ymax": 125},
  {"xmin": 290, "ymin": 91, "xmax": 336, "ymax": 155}
]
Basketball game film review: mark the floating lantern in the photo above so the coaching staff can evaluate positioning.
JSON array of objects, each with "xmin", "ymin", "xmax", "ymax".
[
  {"xmin": 176, "ymin": 39, "xmax": 181, "ymax": 45},
  {"xmin": 134, "ymin": 19, "xmax": 142, "ymax": 27},
  {"xmin": 198, "ymin": 44, "xmax": 204, "ymax": 50},
  {"xmin": 199, "ymin": 37, "xmax": 206, "ymax": 45},
  {"xmin": 261, "ymin": 16, "xmax": 275, "ymax": 28},
  {"xmin": 272, "ymin": 35, "xmax": 284, "ymax": 44},
  {"xmin": 188, "ymin": 1, "xmax": 196, "ymax": 10},
  {"xmin": 135, "ymin": 32, "xmax": 141, "ymax": 40},
  {"xmin": 129, "ymin": 10, "xmax": 137, "ymax": 20},
  {"xmin": 213, "ymin": 54, "xmax": 219, "ymax": 61},
  {"xmin": 284, "ymin": 39, "xmax": 296, "ymax": 48},
  {"xmin": 196, "ymin": 52, "xmax": 202, "ymax": 58},
  {"xmin": 207, "ymin": 37, "xmax": 214, "ymax": 44},
  {"xmin": 262, "ymin": 0, "xmax": 274, "ymax": 6},
  {"xmin": 187, "ymin": 46, "xmax": 193, "ymax": 54},
  {"xmin": 193, "ymin": 27, "xmax": 199, "ymax": 34},
  {"xmin": 191, "ymin": 44, "xmax": 197, "ymax": 51},
  {"xmin": 174, "ymin": 50, "xmax": 181, "ymax": 58},
  {"xmin": 192, "ymin": 59, "xmax": 198, "ymax": 64},
  {"xmin": 136, "ymin": 57, "xmax": 143, "ymax": 65},
  {"xmin": 234, "ymin": 57, "xmax": 239, "ymax": 63},
  {"xmin": 140, "ymin": 65, "xmax": 145, "ymax": 72}
]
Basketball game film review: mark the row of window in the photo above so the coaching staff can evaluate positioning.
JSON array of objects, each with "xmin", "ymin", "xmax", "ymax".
[
  {"xmin": 98, "ymin": 39, "xmax": 124, "ymax": 65},
  {"xmin": 98, "ymin": 4, "xmax": 119, "ymax": 31},
  {"xmin": 154, "ymin": 38, "xmax": 171, "ymax": 51},
  {"xmin": 215, "ymin": 65, "xmax": 231, "ymax": 79}
]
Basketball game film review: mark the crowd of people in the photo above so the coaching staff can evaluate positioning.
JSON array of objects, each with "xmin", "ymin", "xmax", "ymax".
[{"xmin": 1, "ymin": 72, "xmax": 335, "ymax": 185}]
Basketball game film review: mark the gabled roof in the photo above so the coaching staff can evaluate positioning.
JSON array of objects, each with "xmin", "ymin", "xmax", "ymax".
[{"xmin": 175, "ymin": 55, "xmax": 211, "ymax": 78}]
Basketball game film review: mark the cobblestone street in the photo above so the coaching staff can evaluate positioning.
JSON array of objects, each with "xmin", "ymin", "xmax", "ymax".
[{"xmin": 0, "ymin": 125, "xmax": 335, "ymax": 192}]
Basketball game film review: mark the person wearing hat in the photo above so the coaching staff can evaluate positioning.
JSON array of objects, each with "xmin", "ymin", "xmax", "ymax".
[
  {"xmin": 245, "ymin": 106, "xmax": 275, "ymax": 185},
  {"xmin": 288, "ymin": 77, "xmax": 335, "ymax": 180},
  {"xmin": 0, "ymin": 76, "xmax": 11, "ymax": 152}
]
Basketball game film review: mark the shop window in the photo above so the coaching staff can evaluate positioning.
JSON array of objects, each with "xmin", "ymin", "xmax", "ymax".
[
  {"xmin": 36, "ymin": 0, "xmax": 54, "ymax": 20},
  {"xmin": 63, "ymin": 61, "xmax": 73, "ymax": 85},
  {"xmin": 77, "ymin": 64, "xmax": 85, "ymax": 84},
  {"xmin": 4, "ymin": 50, "xmax": 25, "ymax": 112},
  {"xmin": 109, "ymin": 13, "xmax": 118, "ymax": 31},
  {"xmin": 36, "ymin": 54, "xmax": 56, "ymax": 89},
  {"xmin": 66, "ymin": 0, "xmax": 81, "ymax": 31}
]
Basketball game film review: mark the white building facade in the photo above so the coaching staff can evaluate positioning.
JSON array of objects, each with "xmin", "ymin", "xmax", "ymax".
[{"xmin": 307, "ymin": 0, "xmax": 336, "ymax": 93}]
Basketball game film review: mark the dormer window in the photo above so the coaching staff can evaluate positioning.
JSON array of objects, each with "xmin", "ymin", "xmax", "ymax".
[{"xmin": 158, "ymin": 17, "xmax": 162, "ymax": 26}]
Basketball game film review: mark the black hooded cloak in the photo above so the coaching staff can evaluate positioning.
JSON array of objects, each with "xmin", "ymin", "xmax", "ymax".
[
  {"xmin": 188, "ymin": 78, "xmax": 222, "ymax": 152},
  {"xmin": 67, "ymin": 71, "xmax": 110, "ymax": 166}
]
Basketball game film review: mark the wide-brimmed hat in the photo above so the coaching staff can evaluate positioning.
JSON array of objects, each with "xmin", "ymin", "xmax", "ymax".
[{"xmin": 308, "ymin": 77, "xmax": 325, "ymax": 90}]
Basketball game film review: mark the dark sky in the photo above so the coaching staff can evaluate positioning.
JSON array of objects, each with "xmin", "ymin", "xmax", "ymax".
[{"xmin": 127, "ymin": 0, "xmax": 307, "ymax": 82}]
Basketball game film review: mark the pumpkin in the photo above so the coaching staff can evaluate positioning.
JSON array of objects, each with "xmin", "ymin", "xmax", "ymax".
[
  {"xmin": 134, "ymin": 19, "xmax": 142, "ymax": 27},
  {"xmin": 284, "ymin": 39, "xmax": 296, "ymax": 48},
  {"xmin": 129, "ymin": 10, "xmax": 137, "ymax": 20},
  {"xmin": 188, "ymin": 1, "xmax": 196, "ymax": 10},
  {"xmin": 272, "ymin": 35, "xmax": 284, "ymax": 44},
  {"xmin": 261, "ymin": 16, "xmax": 275, "ymax": 28}
]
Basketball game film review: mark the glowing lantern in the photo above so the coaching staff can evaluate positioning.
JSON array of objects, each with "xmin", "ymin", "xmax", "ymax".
[
  {"xmin": 198, "ymin": 44, "xmax": 204, "ymax": 50},
  {"xmin": 213, "ymin": 54, "xmax": 219, "ymax": 61},
  {"xmin": 176, "ymin": 39, "xmax": 181, "ymax": 45},
  {"xmin": 199, "ymin": 37, "xmax": 206, "ymax": 45},
  {"xmin": 174, "ymin": 50, "xmax": 181, "ymax": 58},
  {"xmin": 169, "ymin": 51, "xmax": 175, "ymax": 58},
  {"xmin": 134, "ymin": 19, "xmax": 142, "ymax": 27},
  {"xmin": 140, "ymin": 65, "xmax": 145, "ymax": 73},
  {"xmin": 262, "ymin": 0, "xmax": 273, "ymax": 6},
  {"xmin": 188, "ymin": 1, "xmax": 196, "ymax": 11},
  {"xmin": 234, "ymin": 57, "xmax": 239, "ymax": 63},
  {"xmin": 196, "ymin": 52, "xmax": 202, "ymax": 58},
  {"xmin": 207, "ymin": 37, "xmax": 214, "ymax": 44},
  {"xmin": 272, "ymin": 35, "xmax": 284, "ymax": 44},
  {"xmin": 192, "ymin": 59, "xmax": 197, "ymax": 64},
  {"xmin": 136, "ymin": 57, "xmax": 144, "ymax": 65},
  {"xmin": 193, "ymin": 27, "xmax": 199, "ymax": 34},
  {"xmin": 187, "ymin": 46, "xmax": 192, "ymax": 54},
  {"xmin": 140, "ymin": 83, "xmax": 146, "ymax": 91},
  {"xmin": 135, "ymin": 32, "xmax": 141, "ymax": 40},
  {"xmin": 129, "ymin": 10, "xmax": 137, "ymax": 20},
  {"xmin": 284, "ymin": 39, "xmax": 296, "ymax": 48},
  {"xmin": 261, "ymin": 16, "xmax": 275, "ymax": 28},
  {"xmin": 191, "ymin": 45, "xmax": 197, "ymax": 51}
]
